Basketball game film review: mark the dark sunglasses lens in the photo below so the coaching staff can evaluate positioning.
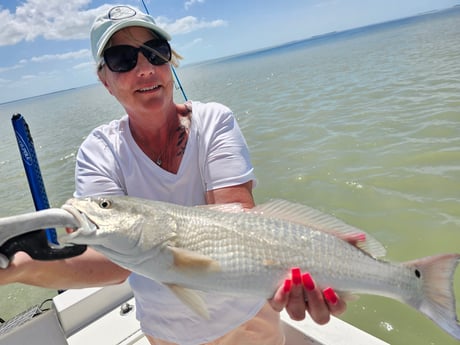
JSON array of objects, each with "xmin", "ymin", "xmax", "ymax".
[
  {"xmin": 142, "ymin": 40, "xmax": 171, "ymax": 65},
  {"xmin": 103, "ymin": 40, "xmax": 171, "ymax": 72},
  {"xmin": 104, "ymin": 45, "xmax": 138, "ymax": 72}
]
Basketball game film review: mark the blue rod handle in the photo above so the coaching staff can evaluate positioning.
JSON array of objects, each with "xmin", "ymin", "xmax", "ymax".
[{"xmin": 11, "ymin": 114, "xmax": 58, "ymax": 245}]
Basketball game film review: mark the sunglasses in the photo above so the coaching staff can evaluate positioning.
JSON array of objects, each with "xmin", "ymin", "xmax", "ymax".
[{"xmin": 102, "ymin": 39, "xmax": 172, "ymax": 72}]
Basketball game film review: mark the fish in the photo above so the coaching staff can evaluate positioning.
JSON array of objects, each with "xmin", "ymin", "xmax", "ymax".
[
  {"xmin": 57, "ymin": 195, "xmax": 460, "ymax": 340},
  {"xmin": 1, "ymin": 195, "xmax": 459, "ymax": 339}
]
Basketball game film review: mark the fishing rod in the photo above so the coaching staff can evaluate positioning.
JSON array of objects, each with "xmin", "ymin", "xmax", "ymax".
[
  {"xmin": 140, "ymin": 0, "xmax": 188, "ymax": 101},
  {"xmin": 11, "ymin": 114, "xmax": 58, "ymax": 245},
  {"xmin": 0, "ymin": 114, "xmax": 87, "ymax": 263}
]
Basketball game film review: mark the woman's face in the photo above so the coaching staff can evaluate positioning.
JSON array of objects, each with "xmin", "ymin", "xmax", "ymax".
[{"xmin": 98, "ymin": 26, "xmax": 174, "ymax": 115}]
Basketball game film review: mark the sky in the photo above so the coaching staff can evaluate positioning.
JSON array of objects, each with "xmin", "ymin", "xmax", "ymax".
[{"xmin": 0, "ymin": 0, "xmax": 458, "ymax": 104}]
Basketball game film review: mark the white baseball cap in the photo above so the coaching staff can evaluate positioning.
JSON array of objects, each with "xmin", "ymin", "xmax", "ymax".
[{"xmin": 90, "ymin": 5, "xmax": 171, "ymax": 62}]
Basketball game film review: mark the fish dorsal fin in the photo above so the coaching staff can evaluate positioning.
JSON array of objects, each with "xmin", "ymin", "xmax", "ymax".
[
  {"xmin": 196, "ymin": 203, "xmax": 245, "ymax": 213},
  {"xmin": 166, "ymin": 284, "xmax": 210, "ymax": 319},
  {"xmin": 250, "ymin": 199, "xmax": 386, "ymax": 258}
]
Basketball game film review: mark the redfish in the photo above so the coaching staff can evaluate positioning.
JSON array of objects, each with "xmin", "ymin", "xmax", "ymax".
[{"xmin": 17, "ymin": 196, "xmax": 460, "ymax": 340}]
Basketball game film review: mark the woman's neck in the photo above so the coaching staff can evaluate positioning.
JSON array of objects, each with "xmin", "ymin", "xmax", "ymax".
[{"xmin": 128, "ymin": 103, "xmax": 191, "ymax": 173}]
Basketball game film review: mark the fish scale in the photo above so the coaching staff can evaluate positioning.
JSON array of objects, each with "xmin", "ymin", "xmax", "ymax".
[{"xmin": 163, "ymin": 207, "xmax": 419, "ymax": 299}]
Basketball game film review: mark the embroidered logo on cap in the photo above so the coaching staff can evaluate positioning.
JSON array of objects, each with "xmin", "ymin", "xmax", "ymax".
[{"xmin": 108, "ymin": 6, "xmax": 137, "ymax": 20}]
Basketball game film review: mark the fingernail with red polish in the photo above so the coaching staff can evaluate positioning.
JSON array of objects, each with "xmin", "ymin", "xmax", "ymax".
[
  {"xmin": 355, "ymin": 233, "xmax": 366, "ymax": 242},
  {"xmin": 323, "ymin": 287, "xmax": 338, "ymax": 305},
  {"xmin": 302, "ymin": 272, "xmax": 315, "ymax": 291},
  {"xmin": 283, "ymin": 279, "xmax": 292, "ymax": 293},
  {"xmin": 291, "ymin": 267, "xmax": 302, "ymax": 285}
]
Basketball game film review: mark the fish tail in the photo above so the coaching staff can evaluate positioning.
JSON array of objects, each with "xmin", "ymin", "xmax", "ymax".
[{"xmin": 405, "ymin": 253, "xmax": 460, "ymax": 340}]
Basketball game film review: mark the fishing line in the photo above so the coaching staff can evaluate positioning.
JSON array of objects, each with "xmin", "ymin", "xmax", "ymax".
[{"xmin": 140, "ymin": 0, "xmax": 188, "ymax": 101}]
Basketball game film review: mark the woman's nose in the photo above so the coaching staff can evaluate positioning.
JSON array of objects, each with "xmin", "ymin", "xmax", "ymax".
[{"xmin": 135, "ymin": 52, "xmax": 156, "ymax": 75}]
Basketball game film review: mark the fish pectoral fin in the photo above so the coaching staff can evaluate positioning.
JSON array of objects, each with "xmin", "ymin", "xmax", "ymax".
[
  {"xmin": 169, "ymin": 247, "xmax": 221, "ymax": 273},
  {"xmin": 166, "ymin": 284, "xmax": 210, "ymax": 319}
]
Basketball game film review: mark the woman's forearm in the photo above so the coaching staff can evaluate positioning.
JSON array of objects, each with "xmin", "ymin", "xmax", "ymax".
[{"xmin": 1, "ymin": 248, "xmax": 130, "ymax": 289}]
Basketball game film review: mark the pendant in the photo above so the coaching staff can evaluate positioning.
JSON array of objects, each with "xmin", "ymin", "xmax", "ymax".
[{"xmin": 156, "ymin": 157, "xmax": 162, "ymax": 166}]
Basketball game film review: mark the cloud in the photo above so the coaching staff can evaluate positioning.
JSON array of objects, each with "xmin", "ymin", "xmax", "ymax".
[
  {"xmin": 184, "ymin": 0, "xmax": 206, "ymax": 10},
  {"xmin": 0, "ymin": 63, "xmax": 24, "ymax": 73},
  {"xmin": 180, "ymin": 38, "xmax": 203, "ymax": 50},
  {"xmin": 73, "ymin": 61, "xmax": 94, "ymax": 70},
  {"xmin": 0, "ymin": 49, "xmax": 90, "ymax": 75},
  {"xmin": 21, "ymin": 74, "xmax": 38, "ymax": 80},
  {"xmin": 314, "ymin": 0, "xmax": 340, "ymax": 8},
  {"xmin": 0, "ymin": 0, "xmax": 226, "ymax": 46},
  {"xmin": 20, "ymin": 69, "xmax": 60, "ymax": 81},
  {"xmin": 0, "ymin": 0, "xmax": 111, "ymax": 46},
  {"xmin": 30, "ymin": 49, "xmax": 91, "ymax": 62},
  {"xmin": 157, "ymin": 16, "xmax": 227, "ymax": 35}
]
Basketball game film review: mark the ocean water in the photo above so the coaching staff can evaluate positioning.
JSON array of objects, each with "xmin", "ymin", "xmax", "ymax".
[{"xmin": 0, "ymin": 7, "xmax": 459, "ymax": 344}]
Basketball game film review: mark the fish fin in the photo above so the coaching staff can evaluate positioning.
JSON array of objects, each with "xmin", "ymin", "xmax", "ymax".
[
  {"xmin": 166, "ymin": 283, "xmax": 210, "ymax": 319},
  {"xmin": 170, "ymin": 247, "xmax": 221, "ymax": 273},
  {"xmin": 196, "ymin": 203, "xmax": 245, "ymax": 213},
  {"xmin": 404, "ymin": 254, "xmax": 460, "ymax": 340},
  {"xmin": 250, "ymin": 199, "xmax": 386, "ymax": 258}
]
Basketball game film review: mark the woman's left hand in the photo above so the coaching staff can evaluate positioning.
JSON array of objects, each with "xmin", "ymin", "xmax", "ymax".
[{"xmin": 268, "ymin": 268, "xmax": 347, "ymax": 325}]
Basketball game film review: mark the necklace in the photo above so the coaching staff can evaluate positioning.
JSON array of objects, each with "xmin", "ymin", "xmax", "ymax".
[{"xmin": 153, "ymin": 141, "xmax": 168, "ymax": 166}]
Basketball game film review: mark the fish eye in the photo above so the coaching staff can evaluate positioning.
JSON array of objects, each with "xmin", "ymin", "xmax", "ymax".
[{"xmin": 99, "ymin": 199, "xmax": 112, "ymax": 209}]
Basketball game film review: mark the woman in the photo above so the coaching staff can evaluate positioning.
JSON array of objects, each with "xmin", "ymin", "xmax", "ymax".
[{"xmin": 1, "ymin": 6, "xmax": 346, "ymax": 345}]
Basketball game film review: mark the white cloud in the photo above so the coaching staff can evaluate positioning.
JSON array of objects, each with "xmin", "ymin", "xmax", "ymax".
[
  {"xmin": 181, "ymin": 38, "xmax": 203, "ymax": 50},
  {"xmin": 21, "ymin": 74, "xmax": 37, "ymax": 80},
  {"xmin": 157, "ymin": 16, "xmax": 227, "ymax": 35},
  {"xmin": 0, "ymin": 49, "xmax": 90, "ymax": 74},
  {"xmin": 184, "ymin": 0, "xmax": 206, "ymax": 10},
  {"xmin": 0, "ymin": 0, "xmax": 111, "ymax": 46},
  {"xmin": 314, "ymin": 0, "xmax": 340, "ymax": 8},
  {"xmin": 73, "ymin": 61, "xmax": 94, "ymax": 70},
  {"xmin": 0, "ymin": 64, "xmax": 23, "ymax": 73},
  {"xmin": 19, "ymin": 69, "xmax": 60, "ymax": 81},
  {"xmin": 30, "ymin": 49, "xmax": 90, "ymax": 62},
  {"xmin": 0, "ymin": 0, "xmax": 226, "ymax": 46}
]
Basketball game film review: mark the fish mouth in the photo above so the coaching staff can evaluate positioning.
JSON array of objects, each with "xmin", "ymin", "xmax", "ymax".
[{"xmin": 61, "ymin": 205, "xmax": 98, "ymax": 232}]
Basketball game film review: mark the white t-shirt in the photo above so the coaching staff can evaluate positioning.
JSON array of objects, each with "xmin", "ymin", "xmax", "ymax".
[{"xmin": 74, "ymin": 101, "xmax": 265, "ymax": 344}]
